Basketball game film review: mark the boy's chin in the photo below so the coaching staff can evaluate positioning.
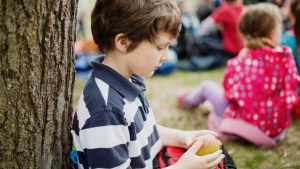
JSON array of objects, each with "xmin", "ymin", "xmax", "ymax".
[{"xmin": 144, "ymin": 71, "xmax": 155, "ymax": 78}]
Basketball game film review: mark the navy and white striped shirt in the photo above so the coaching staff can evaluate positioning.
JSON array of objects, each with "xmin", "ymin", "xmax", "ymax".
[{"xmin": 71, "ymin": 56, "xmax": 162, "ymax": 169}]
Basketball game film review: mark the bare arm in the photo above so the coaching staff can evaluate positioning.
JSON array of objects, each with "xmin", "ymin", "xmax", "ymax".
[
  {"xmin": 156, "ymin": 124, "xmax": 186, "ymax": 148},
  {"xmin": 197, "ymin": 17, "xmax": 219, "ymax": 36},
  {"xmin": 156, "ymin": 124, "xmax": 219, "ymax": 148}
]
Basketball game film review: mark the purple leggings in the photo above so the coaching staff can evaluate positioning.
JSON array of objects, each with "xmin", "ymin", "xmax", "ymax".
[
  {"xmin": 184, "ymin": 80, "xmax": 286, "ymax": 141},
  {"xmin": 185, "ymin": 80, "xmax": 229, "ymax": 117}
]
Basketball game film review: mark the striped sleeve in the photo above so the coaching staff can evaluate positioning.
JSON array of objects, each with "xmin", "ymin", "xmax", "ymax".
[
  {"xmin": 72, "ymin": 75, "xmax": 162, "ymax": 169},
  {"xmin": 72, "ymin": 107, "xmax": 131, "ymax": 168}
]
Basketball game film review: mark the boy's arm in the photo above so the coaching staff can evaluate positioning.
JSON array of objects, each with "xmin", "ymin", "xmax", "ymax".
[
  {"xmin": 156, "ymin": 124, "xmax": 186, "ymax": 147},
  {"xmin": 74, "ymin": 111, "xmax": 131, "ymax": 168},
  {"xmin": 156, "ymin": 124, "xmax": 218, "ymax": 149}
]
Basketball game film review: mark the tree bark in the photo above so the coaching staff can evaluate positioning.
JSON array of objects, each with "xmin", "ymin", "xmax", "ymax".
[{"xmin": 0, "ymin": 0, "xmax": 77, "ymax": 168}]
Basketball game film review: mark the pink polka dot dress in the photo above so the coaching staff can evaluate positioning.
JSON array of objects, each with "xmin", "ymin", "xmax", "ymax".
[{"xmin": 223, "ymin": 46, "xmax": 299, "ymax": 137}]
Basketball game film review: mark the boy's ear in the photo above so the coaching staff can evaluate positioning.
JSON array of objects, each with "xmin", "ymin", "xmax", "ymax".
[{"xmin": 115, "ymin": 33, "xmax": 130, "ymax": 53}]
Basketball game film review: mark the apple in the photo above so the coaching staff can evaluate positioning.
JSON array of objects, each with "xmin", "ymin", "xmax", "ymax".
[{"xmin": 196, "ymin": 135, "xmax": 220, "ymax": 156}]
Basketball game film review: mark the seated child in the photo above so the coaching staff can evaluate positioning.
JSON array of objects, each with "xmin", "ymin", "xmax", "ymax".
[
  {"xmin": 178, "ymin": 0, "xmax": 244, "ymax": 71},
  {"xmin": 178, "ymin": 3, "xmax": 299, "ymax": 147},
  {"xmin": 280, "ymin": 0, "xmax": 300, "ymax": 118},
  {"xmin": 71, "ymin": 0, "xmax": 226, "ymax": 168}
]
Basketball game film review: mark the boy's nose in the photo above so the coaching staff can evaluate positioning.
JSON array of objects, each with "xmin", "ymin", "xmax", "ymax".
[{"xmin": 161, "ymin": 49, "xmax": 169, "ymax": 62}]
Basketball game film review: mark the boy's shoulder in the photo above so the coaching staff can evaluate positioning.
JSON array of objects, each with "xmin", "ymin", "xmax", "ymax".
[
  {"xmin": 81, "ymin": 56, "xmax": 146, "ymax": 111},
  {"xmin": 76, "ymin": 75, "xmax": 135, "ymax": 127}
]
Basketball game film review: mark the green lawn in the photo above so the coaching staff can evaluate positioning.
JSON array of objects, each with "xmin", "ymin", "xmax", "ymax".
[{"xmin": 74, "ymin": 67, "xmax": 300, "ymax": 169}]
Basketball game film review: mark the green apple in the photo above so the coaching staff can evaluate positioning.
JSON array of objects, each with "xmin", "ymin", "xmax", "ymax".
[{"xmin": 196, "ymin": 135, "xmax": 220, "ymax": 156}]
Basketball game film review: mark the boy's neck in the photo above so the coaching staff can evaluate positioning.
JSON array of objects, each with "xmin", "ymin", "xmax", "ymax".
[{"xmin": 102, "ymin": 53, "xmax": 132, "ymax": 80}]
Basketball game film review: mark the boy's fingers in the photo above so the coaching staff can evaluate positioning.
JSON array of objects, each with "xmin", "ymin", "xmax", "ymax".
[
  {"xmin": 188, "ymin": 139, "xmax": 203, "ymax": 153},
  {"xmin": 206, "ymin": 130, "xmax": 219, "ymax": 137},
  {"xmin": 185, "ymin": 136, "xmax": 193, "ymax": 146},
  {"xmin": 207, "ymin": 154, "xmax": 225, "ymax": 168},
  {"xmin": 204, "ymin": 150, "xmax": 223, "ymax": 163},
  {"xmin": 195, "ymin": 130, "xmax": 219, "ymax": 138},
  {"xmin": 218, "ymin": 140, "xmax": 222, "ymax": 146}
]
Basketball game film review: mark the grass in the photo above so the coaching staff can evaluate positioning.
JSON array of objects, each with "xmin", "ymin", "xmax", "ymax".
[{"xmin": 74, "ymin": 67, "xmax": 300, "ymax": 169}]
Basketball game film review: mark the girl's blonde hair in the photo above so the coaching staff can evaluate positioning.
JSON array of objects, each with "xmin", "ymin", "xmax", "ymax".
[{"xmin": 238, "ymin": 3, "xmax": 282, "ymax": 50}]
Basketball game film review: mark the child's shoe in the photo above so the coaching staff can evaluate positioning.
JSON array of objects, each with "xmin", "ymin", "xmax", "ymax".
[{"xmin": 177, "ymin": 91, "xmax": 197, "ymax": 109}]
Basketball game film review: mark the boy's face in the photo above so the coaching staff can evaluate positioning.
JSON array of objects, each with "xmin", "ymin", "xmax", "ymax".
[{"xmin": 127, "ymin": 32, "xmax": 175, "ymax": 77}]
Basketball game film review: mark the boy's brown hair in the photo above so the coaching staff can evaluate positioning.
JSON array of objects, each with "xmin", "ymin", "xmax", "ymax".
[
  {"xmin": 238, "ymin": 3, "xmax": 282, "ymax": 50},
  {"xmin": 91, "ymin": 0, "xmax": 181, "ymax": 53}
]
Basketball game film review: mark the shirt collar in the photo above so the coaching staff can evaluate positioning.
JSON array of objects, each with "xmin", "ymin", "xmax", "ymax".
[{"xmin": 91, "ymin": 56, "xmax": 146, "ymax": 101}]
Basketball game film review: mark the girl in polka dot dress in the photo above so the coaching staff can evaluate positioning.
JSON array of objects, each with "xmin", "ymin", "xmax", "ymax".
[{"xmin": 178, "ymin": 3, "xmax": 299, "ymax": 146}]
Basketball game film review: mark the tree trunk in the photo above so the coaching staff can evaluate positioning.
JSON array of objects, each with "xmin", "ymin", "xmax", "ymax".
[{"xmin": 0, "ymin": 0, "xmax": 77, "ymax": 168}]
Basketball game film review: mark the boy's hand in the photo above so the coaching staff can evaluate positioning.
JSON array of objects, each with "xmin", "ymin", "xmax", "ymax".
[
  {"xmin": 174, "ymin": 139, "xmax": 225, "ymax": 169},
  {"xmin": 182, "ymin": 130, "xmax": 221, "ymax": 149}
]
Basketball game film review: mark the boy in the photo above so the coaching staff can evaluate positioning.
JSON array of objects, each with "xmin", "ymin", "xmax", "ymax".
[{"xmin": 71, "ymin": 0, "xmax": 224, "ymax": 168}]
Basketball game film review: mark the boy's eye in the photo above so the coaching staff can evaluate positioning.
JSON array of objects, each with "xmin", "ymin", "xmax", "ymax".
[
  {"xmin": 157, "ymin": 45, "xmax": 168, "ymax": 51},
  {"xmin": 157, "ymin": 47, "xmax": 164, "ymax": 50}
]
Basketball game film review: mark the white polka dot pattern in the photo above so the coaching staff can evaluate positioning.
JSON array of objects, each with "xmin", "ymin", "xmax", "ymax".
[{"xmin": 223, "ymin": 46, "xmax": 299, "ymax": 137}]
